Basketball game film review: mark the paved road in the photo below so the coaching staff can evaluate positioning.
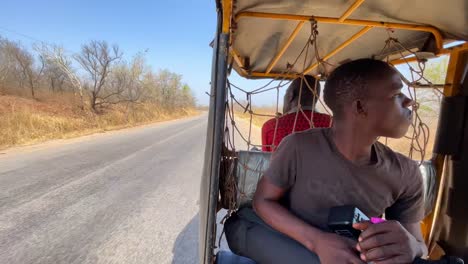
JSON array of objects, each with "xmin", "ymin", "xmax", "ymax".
[{"xmin": 0, "ymin": 114, "xmax": 208, "ymax": 264}]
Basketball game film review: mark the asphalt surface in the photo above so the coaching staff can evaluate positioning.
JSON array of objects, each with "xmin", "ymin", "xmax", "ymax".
[{"xmin": 0, "ymin": 113, "xmax": 208, "ymax": 264}]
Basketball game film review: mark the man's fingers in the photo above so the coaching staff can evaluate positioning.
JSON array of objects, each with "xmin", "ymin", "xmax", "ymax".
[
  {"xmin": 358, "ymin": 221, "xmax": 399, "ymax": 241},
  {"xmin": 361, "ymin": 244, "xmax": 401, "ymax": 262},
  {"xmin": 358, "ymin": 232, "xmax": 400, "ymax": 251},
  {"xmin": 343, "ymin": 236, "xmax": 359, "ymax": 249},
  {"xmin": 353, "ymin": 221, "xmax": 372, "ymax": 231}
]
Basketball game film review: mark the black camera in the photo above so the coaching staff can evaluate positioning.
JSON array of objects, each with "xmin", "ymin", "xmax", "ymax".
[{"xmin": 327, "ymin": 205, "xmax": 369, "ymax": 240}]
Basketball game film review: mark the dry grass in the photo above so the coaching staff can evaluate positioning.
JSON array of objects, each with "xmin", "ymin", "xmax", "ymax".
[
  {"xmin": 235, "ymin": 106, "xmax": 278, "ymax": 128},
  {"xmin": 0, "ymin": 95, "xmax": 198, "ymax": 150}
]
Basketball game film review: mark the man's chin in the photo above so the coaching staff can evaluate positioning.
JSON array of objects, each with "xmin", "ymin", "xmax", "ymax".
[{"xmin": 382, "ymin": 125, "xmax": 410, "ymax": 139}]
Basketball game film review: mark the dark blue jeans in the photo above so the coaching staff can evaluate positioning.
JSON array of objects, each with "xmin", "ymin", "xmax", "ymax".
[
  {"xmin": 224, "ymin": 207, "xmax": 321, "ymax": 264},
  {"xmin": 224, "ymin": 208, "xmax": 465, "ymax": 264}
]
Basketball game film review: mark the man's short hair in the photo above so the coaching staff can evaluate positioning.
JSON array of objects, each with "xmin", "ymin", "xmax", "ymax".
[
  {"xmin": 323, "ymin": 58, "xmax": 396, "ymax": 119},
  {"xmin": 288, "ymin": 75, "xmax": 320, "ymax": 106}
]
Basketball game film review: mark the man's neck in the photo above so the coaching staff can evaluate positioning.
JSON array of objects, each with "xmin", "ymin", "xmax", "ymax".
[{"xmin": 330, "ymin": 121, "xmax": 377, "ymax": 165}]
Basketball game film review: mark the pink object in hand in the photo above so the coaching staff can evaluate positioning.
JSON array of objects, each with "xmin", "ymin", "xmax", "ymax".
[{"xmin": 370, "ymin": 217, "xmax": 386, "ymax": 224}]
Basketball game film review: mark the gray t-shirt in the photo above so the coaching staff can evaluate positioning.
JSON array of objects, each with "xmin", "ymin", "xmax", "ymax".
[{"xmin": 264, "ymin": 128, "xmax": 425, "ymax": 230}]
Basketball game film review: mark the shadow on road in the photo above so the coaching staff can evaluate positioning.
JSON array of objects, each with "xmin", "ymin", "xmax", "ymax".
[
  {"xmin": 172, "ymin": 210, "xmax": 230, "ymax": 264},
  {"xmin": 172, "ymin": 213, "xmax": 199, "ymax": 264}
]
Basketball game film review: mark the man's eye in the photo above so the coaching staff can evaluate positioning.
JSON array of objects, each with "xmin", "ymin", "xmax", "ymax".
[{"xmin": 393, "ymin": 93, "xmax": 403, "ymax": 98}]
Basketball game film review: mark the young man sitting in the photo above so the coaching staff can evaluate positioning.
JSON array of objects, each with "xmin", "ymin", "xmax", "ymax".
[
  {"xmin": 225, "ymin": 59, "xmax": 428, "ymax": 264},
  {"xmin": 261, "ymin": 75, "xmax": 332, "ymax": 152}
]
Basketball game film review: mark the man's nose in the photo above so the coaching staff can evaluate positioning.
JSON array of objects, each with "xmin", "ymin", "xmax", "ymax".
[{"xmin": 403, "ymin": 95, "xmax": 416, "ymax": 108}]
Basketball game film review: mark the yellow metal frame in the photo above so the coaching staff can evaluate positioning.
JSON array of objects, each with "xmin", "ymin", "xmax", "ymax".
[
  {"xmin": 303, "ymin": 26, "xmax": 372, "ymax": 74},
  {"xmin": 230, "ymin": 48, "xmax": 248, "ymax": 76},
  {"xmin": 389, "ymin": 47, "xmax": 456, "ymax": 65},
  {"xmin": 229, "ymin": 0, "xmax": 375, "ymax": 79},
  {"xmin": 221, "ymin": 0, "xmax": 232, "ymax": 34},
  {"xmin": 266, "ymin": 21, "xmax": 306, "ymax": 74},
  {"xmin": 421, "ymin": 43, "xmax": 468, "ymax": 258},
  {"xmin": 225, "ymin": 0, "xmax": 459, "ymax": 84},
  {"xmin": 263, "ymin": 0, "xmax": 368, "ymax": 76},
  {"xmin": 231, "ymin": 48, "xmax": 302, "ymax": 79},
  {"xmin": 339, "ymin": 0, "xmax": 366, "ymax": 22},
  {"xmin": 250, "ymin": 71, "xmax": 300, "ymax": 79},
  {"xmin": 442, "ymin": 43, "xmax": 468, "ymax": 96},
  {"xmin": 235, "ymin": 12, "xmax": 444, "ymax": 51},
  {"xmin": 226, "ymin": 0, "xmax": 448, "ymax": 79}
]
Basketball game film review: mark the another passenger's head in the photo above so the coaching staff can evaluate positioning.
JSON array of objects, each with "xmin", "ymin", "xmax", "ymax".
[
  {"xmin": 283, "ymin": 75, "xmax": 320, "ymax": 113},
  {"xmin": 324, "ymin": 58, "xmax": 415, "ymax": 138}
]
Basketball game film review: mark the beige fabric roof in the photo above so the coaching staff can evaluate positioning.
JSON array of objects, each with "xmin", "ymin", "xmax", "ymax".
[{"xmin": 228, "ymin": 0, "xmax": 468, "ymax": 78}]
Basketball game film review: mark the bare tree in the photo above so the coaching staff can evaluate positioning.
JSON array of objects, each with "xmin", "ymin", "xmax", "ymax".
[
  {"xmin": 156, "ymin": 69, "xmax": 183, "ymax": 109},
  {"xmin": 181, "ymin": 84, "xmax": 196, "ymax": 108},
  {"xmin": 37, "ymin": 45, "xmax": 85, "ymax": 109},
  {"xmin": 140, "ymin": 71, "xmax": 161, "ymax": 104},
  {"xmin": 0, "ymin": 38, "xmax": 12, "ymax": 86},
  {"xmin": 37, "ymin": 53, "xmax": 66, "ymax": 92},
  {"xmin": 1, "ymin": 36, "xmax": 197, "ymax": 114},
  {"xmin": 105, "ymin": 64, "xmax": 128, "ymax": 104},
  {"xmin": 75, "ymin": 40, "xmax": 122, "ymax": 112},
  {"xmin": 12, "ymin": 42, "xmax": 43, "ymax": 99},
  {"xmin": 47, "ymin": 65, "xmax": 67, "ymax": 92},
  {"xmin": 124, "ymin": 53, "xmax": 146, "ymax": 102},
  {"xmin": 0, "ymin": 40, "xmax": 43, "ymax": 98},
  {"xmin": 102, "ymin": 54, "xmax": 147, "ymax": 109}
]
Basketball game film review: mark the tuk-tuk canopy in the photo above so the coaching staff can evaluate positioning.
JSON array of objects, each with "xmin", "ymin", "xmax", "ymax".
[{"xmin": 223, "ymin": 0, "xmax": 468, "ymax": 78}]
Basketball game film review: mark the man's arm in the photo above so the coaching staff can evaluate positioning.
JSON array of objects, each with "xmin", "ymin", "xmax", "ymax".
[
  {"xmin": 254, "ymin": 176, "xmax": 365, "ymax": 264},
  {"xmin": 253, "ymin": 176, "xmax": 321, "ymax": 251},
  {"xmin": 403, "ymin": 222, "xmax": 428, "ymax": 258},
  {"xmin": 353, "ymin": 221, "xmax": 428, "ymax": 263}
]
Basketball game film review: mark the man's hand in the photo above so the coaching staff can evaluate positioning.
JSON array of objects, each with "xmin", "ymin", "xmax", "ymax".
[
  {"xmin": 353, "ymin": 221, "xmax": 424, "ymax": 264},
  {"xmin": 314, "ymin": 231, "xmax": 365, "ymax": 264}
]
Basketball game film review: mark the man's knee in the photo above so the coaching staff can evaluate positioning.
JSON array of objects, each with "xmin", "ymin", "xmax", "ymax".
[
  {"xmin": 224, "ymin": 208, "xmax": 321, "ymax": 264},
  {"xmin": 225, "ymin": 212, "xmax": 251, "ymax": 256}
]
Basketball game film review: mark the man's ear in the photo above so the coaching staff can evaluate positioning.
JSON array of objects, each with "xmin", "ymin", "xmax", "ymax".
[{"xmin": 353, "ymin": 100, "xmax": 368, "ymax": 117}]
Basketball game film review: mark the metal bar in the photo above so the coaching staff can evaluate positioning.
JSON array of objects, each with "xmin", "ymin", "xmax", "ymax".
[
  {"xmin": 205, "ymin": 33, "xmax": 229, "ymax": 264},
  {"xmin": 266, "ymin": 21, "xmax": 306, "ymax": 74},
  {"xmin": 235, "ymin": 12, "xmax": 444, "ymax": 50},
  {"xmin": 200, "ymin": 6, "xmax": 229, "ymax": 263},
  {"xmin": 391, "ymin": 56, "xmax": 432, "ymax": 65},
  {"xmin": 390, "ymin": 48, "xmax": 455, "ymax": 65},
  {"xmin": 230, "ymin": 46, "xmax": 303, "ymax": 79},
  {"xmin": 339, "ymin": 0, "xmax": 366, "ymax": 22},
  {"xmin": 303, "ymin": 26, "xmax": 372, "ymax": 74},
  {"xmin": 424, "ymin": 155, "xmax": 447, "ymax": 245},
  {"xmin": 231, "ymin": 52, "xmax": 316, "ymax": 79},
  {"xmin": 424, "ymin": 43, "xmax": 468, "ymax": 254},
  {"xmin": 250, "ymin": 71, "xmax": 300, "ymax": 79},
  {"xmin": 230, "ymin": 48, "xmax": 248, "ymax": 76},
  {"xmin": 413, "ymin": 84, "xmax": 444, "ymax": 89},
  {"xmin": 221, "ymin": 0, "xmax": 232, "ymax": 34},
  {"xmin": 398, "ymin": 71, "xmax": 445, "ymax": 90},
  {"xmin": 443, "ymin": 44, "xmax": 468, "ymax": 96}
]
